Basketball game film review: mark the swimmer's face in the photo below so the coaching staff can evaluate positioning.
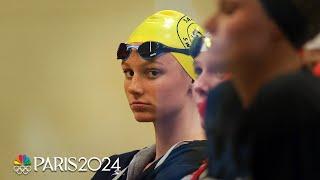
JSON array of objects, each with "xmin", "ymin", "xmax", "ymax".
[
  {"xmin": 122, "ymin": 46, "xmax": 193, "ymax": 122},
  {"xmin": 193, "ymin": 51, "xmax": 229, "ymax": 125},
  {"xmin": 205, "ymin": 0, "xmax": 276, "ymax": 70}
]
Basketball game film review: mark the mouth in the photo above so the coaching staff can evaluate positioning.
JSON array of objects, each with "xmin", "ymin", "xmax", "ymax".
[
  {"xmin": 130, "ymin": 101, "xmax": 151, "ymax": 105},
  {"xmin": 130, "ymin": 101, "xmax": 152, "ymax": 111}
]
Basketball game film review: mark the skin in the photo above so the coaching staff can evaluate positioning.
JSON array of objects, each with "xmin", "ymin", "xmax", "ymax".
[
  {"xmin": 205, "ymin": 0, "xmax": 301, "ymax": 107},
  {"xmin": 302, "ymin": 49, "xmax": 320, "ymax": 76},
  {"xmin": 121, "ymin": 47, "xmax": 205, "ymax": 160},
  {"xmin": 193, "ymin": 50, "xmax": 229, "ymax": 126},
  {"xmin": 304, "ymin": 49, "xmax": 320, "ymax": 62}
]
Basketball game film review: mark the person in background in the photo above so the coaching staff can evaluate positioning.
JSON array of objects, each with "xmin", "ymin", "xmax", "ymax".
[
  {"xmin": 92, "ymin": 10, "xmax": 207, "ymax": 180},
  {"xmin": 193, "ymin": 34, "xmax": 231, "ymax": 125},
  {"xmin": 202, "ymin": 0, "xmax": 320, "ymax": 179},
  {"xmin": 183, "ymin": 34, "xmax": 230, "ymax": 180},
  {"xmin": 303, "ymin": 34, "xmax": 320, "ymax": 77}
]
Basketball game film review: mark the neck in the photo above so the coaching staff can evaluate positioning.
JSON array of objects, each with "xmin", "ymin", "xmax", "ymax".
[
  {"xmin": 153, "ymin": 101, "xmax": 205, "ymax": 160},
  {"xmin": 232, "ymin": 42, "xmax": 302, "ymax": 108}
]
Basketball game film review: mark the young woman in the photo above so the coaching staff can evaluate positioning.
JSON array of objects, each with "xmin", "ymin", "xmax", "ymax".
[{"xmin": 92, "ymin": 10, "xmax": 207, "ymax": 180}]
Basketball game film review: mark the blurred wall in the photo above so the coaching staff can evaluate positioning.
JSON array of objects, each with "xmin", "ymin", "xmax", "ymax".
[{"xmin": 0, "ymin": 0, "xmax": 215, "ymax": 179}]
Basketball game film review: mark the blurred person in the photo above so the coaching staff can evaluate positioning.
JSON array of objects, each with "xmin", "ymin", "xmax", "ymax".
[
  {"xmin": 182, "ymin": 35, "xmax": 230, "ymax": 180},
  {"xmin": 201, "ymin": 0, "xmax": 320, "ymax": 179},
  {"xmin": 192, "ymin": 35, "xmax": 231, "ymax": 125},
  {"xmin": 92, "ymin": 10, "xmax": 207, "ymax": 180},
  {"xmin": 304, "ymin": 34, "xmax": 320, "ymax": 77}
]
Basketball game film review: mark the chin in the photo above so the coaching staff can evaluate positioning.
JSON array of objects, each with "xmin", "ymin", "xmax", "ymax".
[{"xmin": 133, "ymin": 112, "xmax": 155, "ymax": 122}]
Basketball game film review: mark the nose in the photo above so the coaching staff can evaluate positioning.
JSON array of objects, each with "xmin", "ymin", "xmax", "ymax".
[
  {"xmin": 128, "ymin": 75, "xmax": 144, "ymax": 97},
  {"xmin": 194, "ymin": 74, "xmax": 209, "ymax": 98}
]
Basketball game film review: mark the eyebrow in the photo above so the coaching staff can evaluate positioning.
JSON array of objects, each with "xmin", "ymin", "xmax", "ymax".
[
  {"xmin": 121, "ymin": 60, "xmax": 164, "ymax": 67},
  {"xmin": 121, "ymin": 61, "xmax": 128, "ymax": 66}
]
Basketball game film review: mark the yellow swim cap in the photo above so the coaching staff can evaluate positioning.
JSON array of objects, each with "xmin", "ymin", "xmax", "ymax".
[{"xmin": 127, "ymin": 10, "xmax": 204, "ymax": 80}]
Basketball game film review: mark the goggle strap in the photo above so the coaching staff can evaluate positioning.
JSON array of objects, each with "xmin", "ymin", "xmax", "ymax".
[{"xmin": 161, "ymin": 46, "xmax": 190, "ymax": 56}]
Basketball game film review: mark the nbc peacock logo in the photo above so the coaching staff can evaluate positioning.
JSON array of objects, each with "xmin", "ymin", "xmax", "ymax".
[{"xmin": 13, "ymin": 154, "xmax": 32, "ymax": 175}]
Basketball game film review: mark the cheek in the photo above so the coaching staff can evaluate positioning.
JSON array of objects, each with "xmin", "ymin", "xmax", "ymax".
[
  {"xmin": 156, "ymin": 80, "xmax": 184, "ymax": 102},
  {"xmin": 207, "ymin": 75, "xmax": 225, "ymax": 89},
  {"xmin": 154, "ymin": 75, "xmax": 189, "ymax": 109}
]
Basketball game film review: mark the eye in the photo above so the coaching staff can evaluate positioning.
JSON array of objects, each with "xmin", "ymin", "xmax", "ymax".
[
  {"xmin": 221, "ymin": 0, "xmax": 238, "ymax": 15},
  {"xmin": 146, "ymin": 69, "xmax": 162, "ymax": 79},
  {"xmin": 194, "ymin": 66, "xmax": 203, "ymax": 76},
  {"xmin": 123, "ymin": 69, "xmax": 134, "ymax": 79}
]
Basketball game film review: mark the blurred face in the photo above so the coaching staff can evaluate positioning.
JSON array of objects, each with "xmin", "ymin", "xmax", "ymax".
[
  {"xmin": 193, "ymin": 51, "xmax": 229, "ymax": 124},
  {"xmin": 121, "ymin": 48, "xmax": 192, "ymax": 122},
  {"xmin": 304, "ymin": 49, "xmax": 320, "ymax": 62},
  {"xmin": 205, "ymin": 0, "xmax": 275, "ymax": 70}
]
